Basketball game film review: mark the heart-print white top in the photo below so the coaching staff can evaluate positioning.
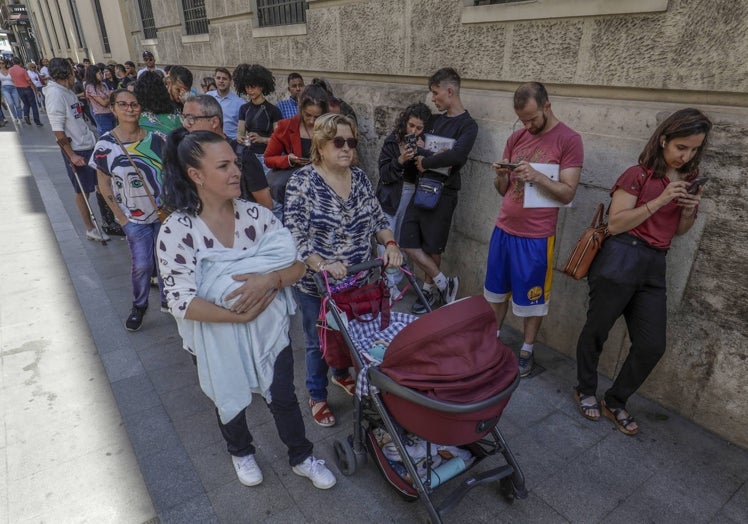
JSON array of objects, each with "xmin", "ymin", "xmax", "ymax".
[{"xmin": 157, "ymin": 198, "xmax": 282, "ymax": 318}]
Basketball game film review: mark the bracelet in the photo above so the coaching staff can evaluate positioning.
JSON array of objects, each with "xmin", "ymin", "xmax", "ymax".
[
  {"xmin": 385, "ymin": 240, "xmax": 398, "ymax": 248},
  {"xmin": 644, "ymin": 202, "xmax": 653, "ymax": 216}
]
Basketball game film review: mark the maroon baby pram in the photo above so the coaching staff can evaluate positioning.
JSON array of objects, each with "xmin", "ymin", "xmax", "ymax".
[{"xmin": 316, "ymin": 261, "xmax": 527, "ymax": 523}]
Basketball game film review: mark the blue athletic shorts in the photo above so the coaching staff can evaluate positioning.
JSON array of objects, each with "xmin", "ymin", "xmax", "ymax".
[
  {"xmin": 63, "ymin": 149, "xmax": 97, "ymax": 194},
  {"xmin": 483, "ymin": 226, "xmax": 554, "ymax": 317}
]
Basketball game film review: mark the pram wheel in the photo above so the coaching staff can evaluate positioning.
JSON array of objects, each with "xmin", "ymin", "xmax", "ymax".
[{"xmin": 333, "ymin": 435, "xmax": 357, "ymax": 476}]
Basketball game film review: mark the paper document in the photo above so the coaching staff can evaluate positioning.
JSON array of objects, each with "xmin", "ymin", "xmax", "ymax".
[
  {"xmin": 423, "ymin": 134, "xmax": 456, "ymax": 176},
  {"xmin": 523, "ymin": 163, "xmax": 572, "ymax": 208}
]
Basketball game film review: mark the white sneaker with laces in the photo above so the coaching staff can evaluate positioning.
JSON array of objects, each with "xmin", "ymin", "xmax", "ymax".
[
  {"xmin": 292, "ymin": 455, "xmax": 336, "ymax": 489},
  {"xmin": 86, "ymin": 228, "xmax": 110, "ymax": 242},
  {"xmin": 444, "ymin": 276, "xmax": 459, "ymax": 304},
  {"xmin": 232, "ymin": 454, "xmax": 263, "ymax": 486}
]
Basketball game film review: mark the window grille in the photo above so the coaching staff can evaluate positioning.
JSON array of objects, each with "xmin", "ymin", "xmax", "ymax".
[
  {"xmin": 182, "ymin": 0, "xmax": 209, "ymax": 35},
  {"xmin": 138, "ymin": 0, "xmax": 157, "ymax": 39},
  {"xmin": 257, "ymin": 0, "xmax": 306, "ymax": 28}
]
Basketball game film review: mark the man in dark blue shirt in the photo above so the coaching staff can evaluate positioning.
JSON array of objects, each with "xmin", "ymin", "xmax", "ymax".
[{"xmin": 401, "ymin": 68, "xmax": 478, "ymax": 313}]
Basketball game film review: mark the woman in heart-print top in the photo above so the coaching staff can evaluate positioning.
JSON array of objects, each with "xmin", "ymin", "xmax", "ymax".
[{"xmin": 157, "ymin": 128, "xmax": 337, "ymax": 490}]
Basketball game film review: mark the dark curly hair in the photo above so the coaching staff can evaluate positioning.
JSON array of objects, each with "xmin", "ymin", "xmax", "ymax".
[
  {"xmin": 133, "ymin": 71, "xmax": 174, "ymax": 114},
  {"xmin": 393, "ymin": 102, "xmax": 432, "ymax": 143},
  {"xmin": 233, "ymin": 64, "xmax": 275, "ymax": 97},
  {"xmin": 162, "ymin": 128, "xmax": 227, "ymax": 215}
]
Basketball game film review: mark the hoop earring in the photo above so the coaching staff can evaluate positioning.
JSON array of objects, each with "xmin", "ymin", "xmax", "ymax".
[{"xmin": 661, "ymin": 141, "xmax": 666, "ymax": 148}]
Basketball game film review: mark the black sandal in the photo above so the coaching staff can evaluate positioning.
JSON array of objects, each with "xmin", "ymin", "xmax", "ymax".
[
  {"xmin": 601, "ymin": 400, "xmax": 639, "ymax": 435},
  {"xmin": 574, "ymin": 391, "xmax": 600, "ymax": 421}
]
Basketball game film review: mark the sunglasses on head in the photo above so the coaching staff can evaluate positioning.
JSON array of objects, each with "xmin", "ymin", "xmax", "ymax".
[{"xmin": 332, "ymin": 137, "xmax": 357, "ymax": 149}]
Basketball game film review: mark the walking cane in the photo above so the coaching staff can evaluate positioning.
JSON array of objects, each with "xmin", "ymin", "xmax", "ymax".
[{"xmin": 56, "ymin": 138, "xmax": 108, "ymax": 246}]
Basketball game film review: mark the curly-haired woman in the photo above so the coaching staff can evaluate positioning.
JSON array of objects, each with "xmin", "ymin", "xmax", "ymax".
[
  {"xmin": 234, "ymin": 64, "xmax": 282, "ymax": 171},
  {"xmin": 133, "ymin": 71, "xmax": 182, "ymax": 139}
]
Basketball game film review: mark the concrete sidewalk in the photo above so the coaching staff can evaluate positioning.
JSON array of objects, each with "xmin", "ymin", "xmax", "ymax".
[{"xmin": 4, "ymin": 117, "xmax": 748, "ymax": 523}]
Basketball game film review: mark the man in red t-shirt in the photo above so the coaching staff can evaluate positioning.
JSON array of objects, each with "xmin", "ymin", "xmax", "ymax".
[
  {"xmin": 485, "ymin": 82, "xmax": 584, "ymax": 377},
  {"xmin": 9, "ymin": 57, "xmax": 42, "ymax": 126}
]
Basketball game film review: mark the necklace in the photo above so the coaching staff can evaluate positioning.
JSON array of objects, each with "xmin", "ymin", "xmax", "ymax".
[
  {"xmin": 301, "ymin": 119, "xmax": 311, "ymax": 139},
  {"xmin": 112, "ymin": 127, "xmax": 144, "ymax": 143}
]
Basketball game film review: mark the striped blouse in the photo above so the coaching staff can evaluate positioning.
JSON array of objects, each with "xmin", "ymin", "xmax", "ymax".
[{"xmin": 284, "ymin": 164, "xmax": 389, "ymax": 296}]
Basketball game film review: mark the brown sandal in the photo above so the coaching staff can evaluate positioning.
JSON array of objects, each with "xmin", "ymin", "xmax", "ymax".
[
  {"xmin": 601, "ymin": 400, "xmax": 639, "ymax": 435},
  {"xmin": 309, "ymin": 399, "xmax": 335, "ymax": 427},
  {"xmin": 574, "ymin": 391, "xmax": 600, "ymax": 421}
]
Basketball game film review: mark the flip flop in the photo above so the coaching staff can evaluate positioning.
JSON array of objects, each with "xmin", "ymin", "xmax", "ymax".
[
  {"xmin": 309, "ymin": 399, "xmax": 335, "ymax": 427},
  {"xmin": 601, "ymin": 400, "xmax": 639, "ymax": 436},
  {"xmin": 574, "ymin": 391, "xmax": 600, "ymax": 421}
]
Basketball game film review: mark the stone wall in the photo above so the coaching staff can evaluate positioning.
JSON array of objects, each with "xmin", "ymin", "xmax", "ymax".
[{"xmin": 129, "ymin": 0, "xmax": 748, "ymax": 447}]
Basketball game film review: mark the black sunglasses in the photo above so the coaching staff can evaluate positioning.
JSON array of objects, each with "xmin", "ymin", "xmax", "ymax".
[{"xmin": 331, "ymin": 137, "xmax": 357, "ymax": 149}]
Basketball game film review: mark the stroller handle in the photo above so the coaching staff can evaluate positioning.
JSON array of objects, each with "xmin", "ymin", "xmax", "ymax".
[
  {"xmin": 313, "ymin": 259, "xmax": 385, "ymax": 294},
  {"xmin": 368, "ymin": 367, "xmax": 520, "ymax": 414}
]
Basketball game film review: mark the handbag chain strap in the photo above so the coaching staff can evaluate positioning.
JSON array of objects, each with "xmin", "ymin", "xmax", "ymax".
[{"xmin": 110, "ymin": 130, "xmax": 160, "ymax": 213}]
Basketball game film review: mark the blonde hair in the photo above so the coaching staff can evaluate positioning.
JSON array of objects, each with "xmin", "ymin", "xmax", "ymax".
[{"xmin": 310, "ymin": 113, "xmax": 357, "ymax": 164}]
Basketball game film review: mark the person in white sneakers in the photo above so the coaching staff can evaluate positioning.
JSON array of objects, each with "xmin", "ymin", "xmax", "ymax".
[
  {"xmin": 44, "ymin": 58, "xmax": 109, "ymax": 242},
  {"xmin": 158, "ymin": 129, "xmax": 335, "ymax": 490}
]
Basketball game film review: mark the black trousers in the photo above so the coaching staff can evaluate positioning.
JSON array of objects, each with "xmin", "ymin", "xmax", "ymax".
[
  {"xmin": 212, "ymin": 345, "xmax": 313, "ymax": 467},
  {"xmin": 576, "ymin": 234, "xmax": 668, "ymax": 410}
]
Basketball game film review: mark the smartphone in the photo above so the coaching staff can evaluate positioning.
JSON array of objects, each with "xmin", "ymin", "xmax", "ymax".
[
  {"xmin": 405, "ymin": 133, "xmax": 418, "ymax": 153},
  {"xmin": 496, "ymin": 162, "xmax": 521, "ymax": 170},
  {"xmin": 687, "ymin": 177, "xmax": 708, "ymax": 194},
  {"xmin": 296, "ymin": 157, "xmax": 310, "ymax": 163}
]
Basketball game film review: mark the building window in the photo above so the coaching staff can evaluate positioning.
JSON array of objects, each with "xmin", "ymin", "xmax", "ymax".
[
  {"xmin": 257, "ymin": 0, "xmax": 306, "ymax": 28},
  {"xmin": 92, "ymin": 0, "xmax": 110, "ymax": 53},
  {"xmin": 53, "ymin": 0, "xmax": 70, "ymax": 48},
  {"xmin": 66, "ymin": 0, "xmax": 84, "ymax": 48},
  {"xmin": 182, "ymin": 0, "xmax": 209, "ymax": 35},
  {"xmin": 138, "ymin": 0, "xmax": 157, "ymax": 39}
]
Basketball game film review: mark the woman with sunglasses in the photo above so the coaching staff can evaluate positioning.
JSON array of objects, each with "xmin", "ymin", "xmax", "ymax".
[
  {"xmin": 284, "ymin": 113, "xmax": 404, "ymax": 427},
  {"xmin": 157, "ymin": 128, "xmax": 337, "ymax": 490},
  {"xmin": 89, "ymin": 89, "xmax": 166, "ymax": 332},
  {"xmin": 574, "ymin": 108, "xmax": 712, "ymax": 435}
]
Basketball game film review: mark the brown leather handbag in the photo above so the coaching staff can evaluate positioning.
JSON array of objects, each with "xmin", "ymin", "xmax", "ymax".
[{"xmin": 562, "ymin": 203, "xmax": 609, "ymax": 280}]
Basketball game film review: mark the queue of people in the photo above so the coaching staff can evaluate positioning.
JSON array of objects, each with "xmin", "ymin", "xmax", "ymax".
[{"xmin": 38, "ymin": 52, "xmax": 712, "ymax": 490}]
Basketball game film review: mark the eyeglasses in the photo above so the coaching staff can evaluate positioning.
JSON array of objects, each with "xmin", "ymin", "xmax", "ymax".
[
  {"xmin": 115, "ymin": 101, "xmax": 141, "ymax": 110},
  {"xmin": 180, "ymin": 114, "xmax": 215, "ymax": 126},
  {"xmin": 331, "ymin": 137, "xmax": 358, "ymax": 149}
]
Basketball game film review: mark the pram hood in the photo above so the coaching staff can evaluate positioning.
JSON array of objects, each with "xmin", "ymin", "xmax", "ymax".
[{"xmin": 379, "ymin": 296, "xmax": 518, "ymax": 405}]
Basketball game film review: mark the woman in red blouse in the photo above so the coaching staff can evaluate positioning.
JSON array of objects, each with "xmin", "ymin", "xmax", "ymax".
[
  {"xmin": 264, "ymin": 84, "xmax": 329, "ymax": 170},
  {"xmin": 574, "ymin": 108, "xmax": 712, "ymax": 435}
]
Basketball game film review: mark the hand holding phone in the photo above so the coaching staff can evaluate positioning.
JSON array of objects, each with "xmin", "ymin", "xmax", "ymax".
[
  {"xmin": 686, "ymin": 177, "xmax": 708, "ymax": 194},
  {"xmin": 495, "ymin": 162, "xmax": 521, "ymax": 170}
]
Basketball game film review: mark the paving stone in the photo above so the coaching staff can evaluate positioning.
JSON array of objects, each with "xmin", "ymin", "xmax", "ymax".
[
  {"xmin": 719, "ymin": 481, "xmax": 748, "ymax": 523},
  {"xmin": 124, "ymin": 404, "xmax": 183, "ymax": 460},
  {"xmin": 138, "ymin": 445, "xmax": 205, "ymax": 514},
  {"xmin": 110, "ymin": 373, "xmax": 162, "ymax": 418},
  {"xmin": 159, "ymin": 493, "xmax": 219, "ymax": 524},
  {"xmin": 99, "ymin": 346, "xmax": 145, "ymax": 382}
]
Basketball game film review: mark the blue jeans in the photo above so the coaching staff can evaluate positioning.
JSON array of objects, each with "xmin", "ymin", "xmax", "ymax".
[
  {"xmin": 123, "ymin": 220, "xmax": 164, "ymax": 308},
  {"xmin": 215, "ymin": 345, "xmax": 313, "ymax": 466},
  {"xmin": 2, "ymin": 85, "xmax": 22, "ymax": 120},
  {"xmin": 17, "ymin": 87, "xmax": 40, "ymax": 124},
  {"xmin": 93, "ymin": 112, "xmax": 116, "ymax": 136},
  {"xmin": 294, "ymin": 289, "xmax": 348, "ymax": 401}
]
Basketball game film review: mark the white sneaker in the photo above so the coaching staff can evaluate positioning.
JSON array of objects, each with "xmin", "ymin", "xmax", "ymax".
[
  {"xmin": 444, "ymin": 276, "xmax": 459, "ymax": 304},
  {"xmin": 86, "ymin": 228, "xmax": 110, "ymax": 242},
  {"xmin": 292, "ymin": 456, "xmax": 336, "ymax": 489},
  {"xmin": 232, "ymin": 454, "xmax": 263, "ymax": 486}
]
